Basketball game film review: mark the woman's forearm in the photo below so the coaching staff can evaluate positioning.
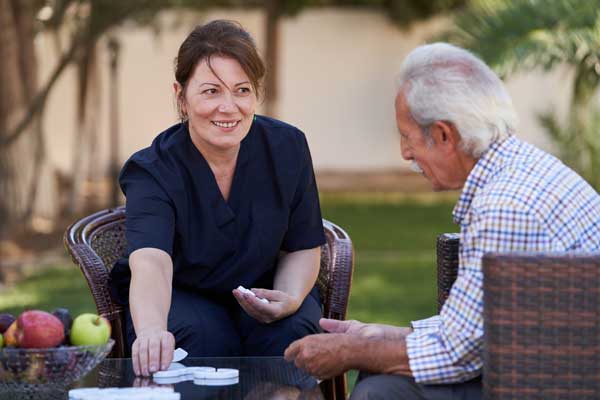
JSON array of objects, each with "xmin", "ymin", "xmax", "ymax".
[
  {"xmin": 129, "ymin": 248, "xmax": 173, "ymax": 334},
  {"xmin": 274, "ymin": 247, "xmax": 320, "ymax": 307}
]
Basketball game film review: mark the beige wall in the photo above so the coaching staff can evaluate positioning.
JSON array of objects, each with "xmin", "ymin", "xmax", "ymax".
[{"xmin": 39, "ymin": 8, "xmax": 572, "ymax": 178}]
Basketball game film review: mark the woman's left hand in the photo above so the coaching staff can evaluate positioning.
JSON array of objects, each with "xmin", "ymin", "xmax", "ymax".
[{"xmin": 232, "ymin": 288, "xmax": 300, "ymax": 324}]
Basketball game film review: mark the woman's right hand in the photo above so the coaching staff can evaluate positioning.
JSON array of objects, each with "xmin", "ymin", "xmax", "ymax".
[
  {"xmin": 131, "ymin": 328, "xmax": 175, "ymax": 376},
  {"xmin": 128, "ymin": 248, "xmax": 174, "ymax": 376}
]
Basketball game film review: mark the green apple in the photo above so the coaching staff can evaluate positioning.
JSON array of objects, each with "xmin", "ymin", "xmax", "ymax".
[
  {"xmin": 70, "ymin": 313, "xmax": 111, "ymax": 346},
  {"xmin": 0, "ymin": 333, "xmax": 3, "ymax": 348}
]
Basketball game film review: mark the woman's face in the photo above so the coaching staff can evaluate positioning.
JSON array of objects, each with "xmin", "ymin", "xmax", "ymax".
[{"xmin": 175, "ymin": 56, "xmax": 257, "ymax": 153}]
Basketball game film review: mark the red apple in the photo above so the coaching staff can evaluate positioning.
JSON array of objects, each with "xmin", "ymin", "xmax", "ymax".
[
  {"xmin": 70, "ymin": 313, "xmax": 111, "ymax": 346},
  {"xmin": 8, "ymin": 310, "xmax": 65, "ymax": 348}
]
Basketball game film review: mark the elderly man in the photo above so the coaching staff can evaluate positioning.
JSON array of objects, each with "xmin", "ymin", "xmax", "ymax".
[{"xmin": 284, "ymin": 43, "xmax": 600, "ymax": 400}]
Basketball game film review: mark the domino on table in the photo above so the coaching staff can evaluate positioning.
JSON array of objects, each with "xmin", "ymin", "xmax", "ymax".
[
  {"xmin": 153, "ymin": 364, "xmax": 239, "ymax": 386},
  {"xmin": 193, "ymin": 368, "xmax": 239, "ymax": 386},
  {"xmin": 172, "ymin": 347, "xmax": 188, "ymax": 362}
]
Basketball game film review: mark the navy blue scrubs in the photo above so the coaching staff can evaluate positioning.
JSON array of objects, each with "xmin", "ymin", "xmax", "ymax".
[{"xmin": 110, "ymin": 115, "xmax": 326, "ymax": 356}]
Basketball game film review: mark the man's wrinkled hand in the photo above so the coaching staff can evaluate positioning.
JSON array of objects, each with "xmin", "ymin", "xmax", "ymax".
[
  {"xmin": 320, "ymin": 318, "xmax": 412, "ymax": 340},
  {"xmin": 320, "ymin": 318, "xmax": 385, "ymax": 339},
  {"xmin": 284, "ymin": 333, "xmax": 357, "ymax": 380}
]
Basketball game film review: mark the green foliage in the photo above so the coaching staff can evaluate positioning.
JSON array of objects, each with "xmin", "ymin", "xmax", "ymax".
[
  {"xmin": 447, "ymin": 0, "xmax": 600, "ymax": 78},
  {"xmin": 381, "ymin": 0, "xmax": 466, "ymax": 27},
  {"xmin": 539, "ymin": 107, "xmax": 600, "ymax": 189},
  {"xmin": 317, "ymin": 0, "xmax": 467, "ymax": 27},
  {"xmin": 445, "ymin": 0, "xmax": 600, "ymax": 190}
]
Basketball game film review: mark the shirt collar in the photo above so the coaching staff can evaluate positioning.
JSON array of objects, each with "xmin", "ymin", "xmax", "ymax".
[{"xmin": 452, "ymin": 135, "xmax": 517, "ymax": 224}]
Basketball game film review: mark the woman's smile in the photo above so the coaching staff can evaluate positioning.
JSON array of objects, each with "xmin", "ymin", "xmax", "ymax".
[{"xmin": 212, "ymin": 120, "xmax": 240, "ymax": 130}]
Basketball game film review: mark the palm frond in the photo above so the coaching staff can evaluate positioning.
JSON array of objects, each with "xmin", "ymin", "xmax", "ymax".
[{"xmin": 444, "ymin": 0, "xmax": 600, "ymax": 77}]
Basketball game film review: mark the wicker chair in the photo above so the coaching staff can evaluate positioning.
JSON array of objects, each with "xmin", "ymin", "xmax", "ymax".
[
  {"xmin": 436, "ymin": 234, "xmax": 600, "ymax": 400},
  {"xmin": 65, "ymin": 206, "xmax": 354, "ymax": 400}
]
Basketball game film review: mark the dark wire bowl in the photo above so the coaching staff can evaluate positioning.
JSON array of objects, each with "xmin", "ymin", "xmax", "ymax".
[{"xmin": 0, "ymin": 339, "xmax": 114, "ymax": 392}]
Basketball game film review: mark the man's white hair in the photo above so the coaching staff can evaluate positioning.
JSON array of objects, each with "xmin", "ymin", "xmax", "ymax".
[{"xmin": 396, "ymin": 42, "xmax": 518, "ymax": 157}]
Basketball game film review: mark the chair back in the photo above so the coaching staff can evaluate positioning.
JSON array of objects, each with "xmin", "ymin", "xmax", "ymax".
[
  {"xmin": 483, "ymin": 253, "xmax": 600, "ymax": 400},
  {"xmin": 436, "ymin": 233, "xmax": 460, "ymax": 312},
  {"xmin": 437, "ymin": 234, "xmax": 600, "ymax": 399},
  {"xmin": 65, "ymin": 208, "xmax": 128, "ymax": 357}
]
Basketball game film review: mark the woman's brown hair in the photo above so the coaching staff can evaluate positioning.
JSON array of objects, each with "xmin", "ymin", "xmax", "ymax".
[{"xmin": 174, "ymin": 20, "xmax": 265, "ymax": 120}]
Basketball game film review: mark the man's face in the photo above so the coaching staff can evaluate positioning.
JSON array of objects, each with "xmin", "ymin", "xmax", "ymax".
[{"xmin": 395, "ymin": 93, "xmax": 469, "ymax": 191}]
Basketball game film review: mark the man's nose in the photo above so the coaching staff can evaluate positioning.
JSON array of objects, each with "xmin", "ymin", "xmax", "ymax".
[{"xmin": 400, "ymin": 140, "xmax": 411, "ymax": 160}]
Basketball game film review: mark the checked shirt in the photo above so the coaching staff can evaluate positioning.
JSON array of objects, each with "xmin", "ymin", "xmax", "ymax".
[{"xmin": 406, "ymin": 135, "xmax": 600, "ymax": 384}]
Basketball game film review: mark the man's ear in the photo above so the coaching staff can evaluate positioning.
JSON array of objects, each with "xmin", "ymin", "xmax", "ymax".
[{"xmin": 430, "ymin": 120, "xmax": 460, "ymax": 151}]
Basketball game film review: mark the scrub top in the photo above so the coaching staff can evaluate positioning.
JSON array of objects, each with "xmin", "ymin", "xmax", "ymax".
[{"xmin": 110, "ymin": 115, "xmax": 326, "ymax": 304}]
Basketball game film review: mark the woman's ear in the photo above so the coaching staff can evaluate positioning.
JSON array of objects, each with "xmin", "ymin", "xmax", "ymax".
[
  {"xmin": 174, "ymin": 81, "xmax": 183, "ymax": 94},
  {"xmin": 174, "ymin": 82, "xmax": 187, "ymax": 117}
]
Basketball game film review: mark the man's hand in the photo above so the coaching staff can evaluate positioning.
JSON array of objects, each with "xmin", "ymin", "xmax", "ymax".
[
  {"xmin": 285, "ymin": 319, "xmax": 415, "ymax": 379},
  {"xmin": 284, "ymin": 333, "xmax": 358, "ymax": 380},
  {"xmin": 320, "ymin": 318, "xmax": 385, "ymax": 339},
  {"xmin": 320, "ymin": 318, "xmax": 413, "ymax": 340},
  {"xmin": 233, "ymin": 288, "xmax": 300, "ymax": 324},
  {"xmin": 131, "ymin": 328, "xmax": 175, "ymax": 376}
]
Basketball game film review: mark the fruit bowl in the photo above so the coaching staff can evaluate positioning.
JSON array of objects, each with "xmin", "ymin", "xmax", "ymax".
[{"xmin": 0, "ymin": 339, "xmax": 114, "ymax": 391}]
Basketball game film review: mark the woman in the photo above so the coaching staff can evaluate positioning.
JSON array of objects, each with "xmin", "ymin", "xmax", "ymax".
[{"xmin": 110, "ymin": 20, "xmax": 325, "ymax": 377}]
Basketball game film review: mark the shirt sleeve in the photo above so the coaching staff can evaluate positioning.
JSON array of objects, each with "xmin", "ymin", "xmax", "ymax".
[
  {"xmin": 121, "ymin": 160, "xmax": 176, "ymax": 256},
  {"xmin": 407, "ymin": 202, "xmax": 552, "ymax": 384},
  {"xmin": 280, "ymin": 132, "xmax": 326, "ymax": 252},
  {"xmin": 411, "ymin": 315, "xmax": 441, "ymax": 331}
]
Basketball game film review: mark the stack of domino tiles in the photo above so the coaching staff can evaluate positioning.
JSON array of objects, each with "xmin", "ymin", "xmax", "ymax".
[{"xmin": 153, "ymin": 363, "xmax": 239, "ymax": 386}]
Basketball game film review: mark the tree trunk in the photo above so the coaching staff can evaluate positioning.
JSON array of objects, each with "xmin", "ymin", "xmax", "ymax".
[
  {"xmin": 264, "ymin": 0, "xmax": 281, "ymax": 117},
  {"xmin": 86, "ymin": 46, "xmax": 102, "ymax": 185},
  {"xmin": 12, "ymin": 0, "xmax": 56, "ymax": 223},
  {"xmin": 108, "ymin": 36, "xmax": 122, "ymax": 208},
  {"xmin": 69, "ymin": 43, "xmax": 101, "ymax": 214},
  {"xmin": 0, "ymin": 0, "xmax": 42, "ymax": 238}
]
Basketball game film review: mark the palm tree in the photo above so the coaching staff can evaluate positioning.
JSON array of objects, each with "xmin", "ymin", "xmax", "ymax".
[{"xmin": 446, "ymin": 0, "xmax": 600, "ymax": 189}]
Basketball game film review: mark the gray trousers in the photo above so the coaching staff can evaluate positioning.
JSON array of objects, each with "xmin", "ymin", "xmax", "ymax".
[{"xmin": 350, "ymin": 372, "xmax": 482, "ymax": 400}]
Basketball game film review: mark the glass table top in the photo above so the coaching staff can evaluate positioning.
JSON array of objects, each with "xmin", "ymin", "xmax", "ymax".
[{"xmin": 0, "ymin": 357, "xmax": 325, "ymax": 400}]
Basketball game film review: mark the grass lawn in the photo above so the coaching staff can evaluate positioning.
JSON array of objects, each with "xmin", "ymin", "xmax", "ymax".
[
  {"xmin": 0, "ymin": 193, "xmax": 459, "ymax": 388},
  {"xmin": 0, "ymin": 265, "xmax": 95, "ymax": 317},
  {"xmin": 320, "ymin": 193, "xmax": 458, "ymax": 325}
]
